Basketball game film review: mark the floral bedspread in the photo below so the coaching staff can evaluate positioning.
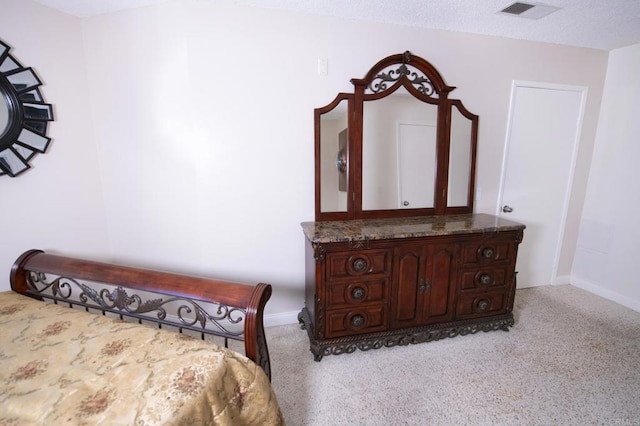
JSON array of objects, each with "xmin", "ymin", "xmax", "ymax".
[{"xmin": 0, "ymin": 291, "xmax": 284, "ymax": 425}]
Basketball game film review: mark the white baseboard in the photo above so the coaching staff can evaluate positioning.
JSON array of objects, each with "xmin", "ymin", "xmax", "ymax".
[
  {"xmin": 264, "ymin": 310, "xmax": 300, "ymax": 328},
  {"xmin": 553, "ymin": 274, "xmax": 571, "ymax": 286},
  {"xmin": 570, "ymin": 276, "xmax": 640, "ymax": 313}
]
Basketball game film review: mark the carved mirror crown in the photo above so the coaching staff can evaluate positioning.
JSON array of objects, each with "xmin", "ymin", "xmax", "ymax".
[{"xmin": 315, "ymin": 51, "xmax": 478, "ymax": 221}]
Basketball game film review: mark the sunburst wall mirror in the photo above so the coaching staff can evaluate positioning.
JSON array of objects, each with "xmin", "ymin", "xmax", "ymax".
[{"xmin": 0, "ymin": 39, "xmax": 54, "ymax": 177}]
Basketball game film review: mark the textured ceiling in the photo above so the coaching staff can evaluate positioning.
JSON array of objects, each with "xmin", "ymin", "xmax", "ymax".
[{"xmin": 32, "ymin": 0, "xmax": 640, "ymax": 50}]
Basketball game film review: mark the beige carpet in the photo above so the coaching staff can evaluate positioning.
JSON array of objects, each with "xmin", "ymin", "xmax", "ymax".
[{"xmin": 266, "ymin": 285, "xmax": 640, "ymax": 425}]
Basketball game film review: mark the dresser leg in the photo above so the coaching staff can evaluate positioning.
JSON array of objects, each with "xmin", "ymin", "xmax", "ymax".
[{"xmin": 297, "ymin": 310, "xmax": 306, "ymax": 330}]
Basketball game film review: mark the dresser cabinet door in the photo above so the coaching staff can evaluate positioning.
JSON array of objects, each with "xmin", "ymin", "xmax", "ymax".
[{"xmin": 391, "ymin": 242, "xmax": 457, "ymax": 328}]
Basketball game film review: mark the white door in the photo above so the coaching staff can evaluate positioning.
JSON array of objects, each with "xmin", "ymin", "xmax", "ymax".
[
  {"xmin": 397, "ymin": 123, "xmax": 437, "ymax": 209},
  {"xmin": 498, "ymin": 81, "xmax": 587, "ymax": 288}
]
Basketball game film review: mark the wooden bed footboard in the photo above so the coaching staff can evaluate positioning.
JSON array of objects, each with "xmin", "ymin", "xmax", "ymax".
[{"xmin": 10, "ymin": 249, "xmax": 272, "ymax": 381}]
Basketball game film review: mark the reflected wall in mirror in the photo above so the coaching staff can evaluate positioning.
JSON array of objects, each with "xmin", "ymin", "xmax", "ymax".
[
  {"xmin": 316, "ymin": 93, "xmax": 352, "ymax": 219},
  {"xmin": 314, "ymin": 51, "xmax": 478, "ymax": 221},
  {"xmin": 448, "ymin": 101, "xmax": 478, "ymax": 207},
  {"xmin": 0, "ymin": 39, "xmax": 54, "ymax": 177}
]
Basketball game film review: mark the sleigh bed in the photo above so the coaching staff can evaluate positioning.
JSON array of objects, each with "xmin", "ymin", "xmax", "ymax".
[{"xmin": 0, "ymin": 249, "xmax": 284, "ymax": 425}]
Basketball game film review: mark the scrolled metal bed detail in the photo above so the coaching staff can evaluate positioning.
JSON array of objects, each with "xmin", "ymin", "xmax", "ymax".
[
  {"xmin": 26, "ymin": 273, "xmax": 246, "ymax": 338},
  {"xmin": 10, "ymin": 249, "xmax": 273, "ymax": 380}
]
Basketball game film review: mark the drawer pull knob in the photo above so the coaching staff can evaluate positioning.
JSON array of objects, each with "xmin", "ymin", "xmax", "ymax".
[
  {"xmin": 475, "ymin": 299, "xmax": 490, "ymax": 312},
  {"xmin": 352, "ymin": 258, "xmax": 367, "ymax": 272},
  {"xmin": 351, "ymin": 314, "xmax": 365, "ymax": 327},
  {"xmin": 479, "ymin": 274, "xmax": 492, "ymax": 285},
  {"xmin": 351, "ymin": 287, "xmax": 365, "ymax": 300},
  {"xmin": 481, "ymin": 247, "xmax": 495, "ymax": 259}
]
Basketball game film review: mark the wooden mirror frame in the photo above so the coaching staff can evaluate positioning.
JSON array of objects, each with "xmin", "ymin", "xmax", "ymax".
[{"xmin": 314, "ymin": 51, "xmax": 478, "ymax": 221}]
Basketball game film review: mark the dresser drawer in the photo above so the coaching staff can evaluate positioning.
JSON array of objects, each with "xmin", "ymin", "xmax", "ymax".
[
  {"xmin": 460, "ymin": 239, "xmax": 516, "ymax": 265},
  {"xmin": 459, "ymin": 267, "xmax": 508, "ymax": 290},
  {"xmin": 324, "ymin": 306, "xmax": 386, "ymax": 338},
  {"xmin": 327, "ymin": 279, "xmax": 387, "ymax": 307},
  {"xmin": 326, "ymin": 250, "xmax": 391, "ymax": 280},
  {"xmin": 455, "ymin": 291, "xmax": 507, "ymax": 319}
]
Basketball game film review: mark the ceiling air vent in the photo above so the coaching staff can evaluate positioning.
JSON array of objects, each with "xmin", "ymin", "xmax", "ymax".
[
  {"xmin": 501, "ymin": 2, "xmax": 535, "ymax": 15},
  {"xmin": 498, "ymin": 2, "xmax": 561, "ymax": 19}
]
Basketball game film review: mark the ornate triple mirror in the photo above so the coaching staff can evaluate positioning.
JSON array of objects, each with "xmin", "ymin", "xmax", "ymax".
[
  {"xmin": 315, "ymin": 51, "xmax": 477, "ymax": 221},
  {"xmin": 0, "ymin": 39, "xmax": 54, "ymax": 177}
]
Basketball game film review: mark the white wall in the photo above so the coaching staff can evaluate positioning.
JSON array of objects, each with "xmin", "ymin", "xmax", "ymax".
[
  {"xmin": 572, "ymin": 43, "xmax": 640, "ymax": 311},
  {"xmin": 3, "ymin": 0, "xmax": 612, "ymax": 321},
  {"xmin": 0, "ymin": 0, "xmax": 109, "ymax": 285}
]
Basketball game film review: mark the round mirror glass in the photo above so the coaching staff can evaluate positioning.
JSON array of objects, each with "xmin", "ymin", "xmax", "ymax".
[{"xmin": 0, "ymin": 88, "xmax": 9, "ymax": 141}]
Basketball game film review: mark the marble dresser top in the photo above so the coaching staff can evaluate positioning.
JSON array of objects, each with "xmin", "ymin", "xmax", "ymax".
[{"xmin": 301, "ymin": 213, "xmax": 525, "ymax": 244}]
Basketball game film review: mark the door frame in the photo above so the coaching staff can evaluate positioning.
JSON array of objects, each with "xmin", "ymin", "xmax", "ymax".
[{"xmin": 496, "ymin": 80, "xmax": 588, "ymax": 286}]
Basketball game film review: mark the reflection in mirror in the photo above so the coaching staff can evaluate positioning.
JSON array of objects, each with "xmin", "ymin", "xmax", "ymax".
[
  {"xmin": 0, "ymin": 147, "xmax": 28, "ymax": 175},
  {"xmin": 447, "ymin": 103, "xmax": 475, "ymax": 207},
  {"xmin": 319, "ymin": 99, "xmax": 349, "ymax": 213},
  {"xmin": 363, "ymin": 86, "xmax": 438, "ymax": 211},
  {"xmin": 21, "ymin": 89, "xmax": 42, "ymax": 102},
  {"xmin": 0, "ymin": 57, "xmax": 18, "ymax": 73},
  {"xmin": 7, "ymin": 68, "xmax": 41, "ymax": 91},
  {"xmin": 23, "ymin": 102, "xmax": 53, "ymax": 120},
  {"xmin": 0, "ymin": 89, "xmax": 8, "ymax": 139},
  {"xmin": 18, "ymin": 128, "xmax": 50, "ymax": 151}
]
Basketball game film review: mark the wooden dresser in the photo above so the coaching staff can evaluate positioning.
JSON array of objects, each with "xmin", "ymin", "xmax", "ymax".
[
  {"xmin": 303, "ymin": 52, "xmax": 526, "ymax": 359},
  {"xmin": 299, "ymin": 214, "xmax": 525, "ymax": 360}
]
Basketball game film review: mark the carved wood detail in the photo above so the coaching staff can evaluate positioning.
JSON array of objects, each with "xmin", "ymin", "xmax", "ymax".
[{"xmin": 299, "ymin": 307, "xmax": 513, "ymax": 361}]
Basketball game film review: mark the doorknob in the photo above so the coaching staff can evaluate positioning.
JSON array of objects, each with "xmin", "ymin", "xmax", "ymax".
[{"xmin": 502, "ymin": 205, "xmax": 513, "ymax": 213}]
